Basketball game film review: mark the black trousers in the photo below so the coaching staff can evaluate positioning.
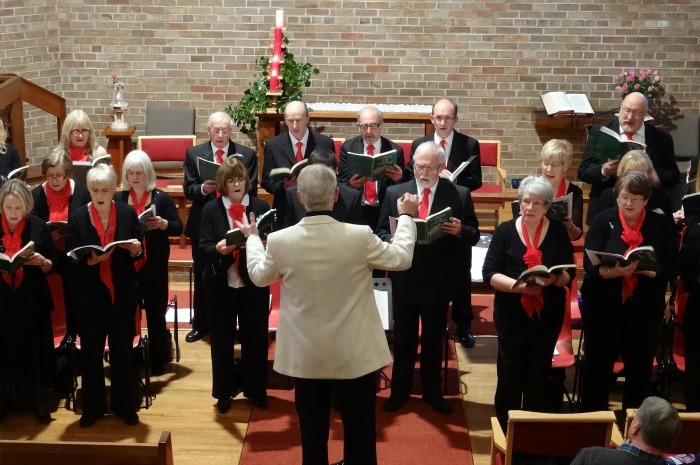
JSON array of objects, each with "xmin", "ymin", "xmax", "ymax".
[
  {"xmin": 190, "ymin": 234, "xmax": 208, "ymax": 334},
  {"xmin": 138, "ymin": 263, "xmax": 170, "ymax": 367},
  {"xmin": 294, "ymin": 372, "xmax": 378, "ymax": 465},
  {"xmin": 451, "ymin": 254, "xmax": 474, "ymax": 330},
  {"xmin": 390, "ymin": 301, "xmax": 448, "ymax": 400}
]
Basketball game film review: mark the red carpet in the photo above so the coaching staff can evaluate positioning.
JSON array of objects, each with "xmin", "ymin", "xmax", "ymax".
[
  {"xmin": 239, "ymin": 341, "xmax": 472, "ymax": 465},
  {"xmin": 471, "ymin": 293, "xmax": 496, "ymax": 336}
]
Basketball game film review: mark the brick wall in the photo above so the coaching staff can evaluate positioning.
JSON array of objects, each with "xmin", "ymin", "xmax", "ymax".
[{"xmin": 2, "ymin": 0, "xmax": 699, "ymax": 182}]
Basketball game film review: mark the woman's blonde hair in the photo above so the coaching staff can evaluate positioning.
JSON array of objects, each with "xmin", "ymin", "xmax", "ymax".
[{"xmin": 57, "ymin": 110, "xmax": 99, "ymax": 155}]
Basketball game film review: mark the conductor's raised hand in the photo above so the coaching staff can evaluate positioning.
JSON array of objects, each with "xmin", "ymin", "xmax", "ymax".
[
  {"xmin": 397, "ymin": 192, "xmax": 420, "ymax": 216},
  {"xmin": 235, "ymin": 212, "xmax": 259, "ymax": 238}
]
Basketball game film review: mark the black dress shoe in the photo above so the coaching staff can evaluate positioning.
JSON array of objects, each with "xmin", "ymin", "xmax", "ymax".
[
  {"xmin": 35, "ymin": 403, "xmax": 52, "ymax": 424},
  {"xmin": 79, "ymin": 413, "xmax": 105, "ymax": 428},
  {"xmin": 456, "ymin": 329, "xmax": 475, "ymax": 348},
  {"xmin": 423, "ymin": 395, "xmax": 453, "ymax": 415},
  {"xmin": 185, "ymin": 330, "xmax": 207, "ymax": 343},
  {"xmin": 118, "ymin": 411, "xmax": 140, "ymax": 426},
  {"xmin": 382, "ymin": 395, "xmax": 408, "ymax": 413},
  {"xmin": 217, "ymin": 397, "xmax": 233, "ymax": 414}
]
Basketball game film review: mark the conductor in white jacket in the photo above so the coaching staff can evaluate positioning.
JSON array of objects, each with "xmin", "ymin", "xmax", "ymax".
[{"xmin": 239, "ymin": 164, "xmax": 419, "ymax": 465}]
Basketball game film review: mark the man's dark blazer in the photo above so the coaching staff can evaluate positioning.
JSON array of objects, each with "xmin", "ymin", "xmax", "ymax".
[
  {"xmin": 376, "ymin": 177, "xmax": 480, "ymax": 305},
  {"xmin": 405, "ymin": 131, "xmax": 483, "ymax": 191},
  {"xmin": 183, "ymin": 140, "xmax": 257, "ymax": 239},
  {"xmin": 283, "ymin": 182, "xmax": 365, "ymax": 228},
  {"xmin": 0, "ymin": 144, "xmax": 21, "ymax": 178},
  {"xmin": 261, "ymin": 130, "xmax": 334, "ymax": 201},
  {"xmin": 338, "ymin": 135, "xmax": 406, "ymax": 203},
  {"xmin": 578, "ymin": 120, "xmax": 678, "ymax": 198}
]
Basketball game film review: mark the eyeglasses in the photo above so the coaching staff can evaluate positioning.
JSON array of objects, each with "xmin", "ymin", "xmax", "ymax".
[
  {"xmin": 521, "ymin": 199, "xmax": 545, "ymax": 208},
  {"xmin": 46, "ymin": 174, "xmax": 66, "ymax": 181},
  {"xmin": 617, "ymin": 195, "xmax": 645, "ymax": 204},
  {"xmin": 70, "ymin": 129, "xmax": 90, "ymax": 136},
  {"xmin": 209, "ymin": 128, "xmax": 231, "ymax": 136},
  {"xmin": 620, "ymin": 107, "xmax": 645, "ymax": 119},
  {"xmin": 432, "ymin": 116, "xmax": 455, "ymax": 123},
  {"xmin": 226, "ymin": 178, "xmax": 246, "ymax": 184},
  {"xmin": 414, "ymin": 165, "xmax": 439, "ymax": 174},
  {"xmin": 358, "ymin": 123, "xmax": 381, "ymax": 130},
  {"xmin": 542, "ymin": 162, "xmax": 563, "ymax": 168}
]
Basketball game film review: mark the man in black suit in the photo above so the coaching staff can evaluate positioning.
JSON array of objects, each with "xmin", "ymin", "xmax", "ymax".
[
  {"xmin": 261, "ymin": 100, "xmax": 335, "ymax": 228},
  {"xmin": 338, "ymin": 105, "xmax": 405, "ymax": 231},
  {"xmin": 405, "ymin": 98, "xmax": 483, "ymax": 349},
  {"xmin": 182, "ymin": 111, "xmax": 257, "ymax": 342},
  {"xmin": 283, "ymin": 148, "xmax": 364, "ymax": 228},
  {"xmin": 377, "ymin": 141, "xmax": 480, "ymax": 415},
  {"xmin": 578, "ymin": 91, "xmax": 679, "ymax": 225}
]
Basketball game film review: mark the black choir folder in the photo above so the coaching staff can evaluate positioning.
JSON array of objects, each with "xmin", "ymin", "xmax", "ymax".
[
  {"xmin": 587, "ymin": 125, "xmax": 647, "ymax": 163},
  {"xmin": 67, "ymin": 240, "xmax": 136, "ymax": 260},
  {"xmin": 197, "ymin": 157, "xmax": 220, "ymax": 181},
  {"xmin": 389, "ymin": 207, "xmax": 452, "ymax": 245},
  {"xmin": 585, "ymin": 245, "xmax": 659, "ymax": 273},
  {"xmin": 346, "ymin": 149, "xmax": 398, "ymax": 181},
  {"xmin": 449, "ymin": 155, "xmax": 477, "ymax": 183},
  {"xmin": 540, "ymin": 92, "xmax": 594, "ymax": 116},
  {"xmin": 682, "ymin": 192, "xmax": 700, "ymax": 220},
  {"xmin": 510, "ymin": 263, "xmax": 575, "ymax": 288},
  {"xmin": 73, "ymin": 154, "xmax": 111, "ymax": 184},
  {"xmin": 0, "ymin": 241, "xmax": 35, "ymax": 274},
  {"xmin": 225, "ymin": 209, "xmax": 277, "ymax": 246}
]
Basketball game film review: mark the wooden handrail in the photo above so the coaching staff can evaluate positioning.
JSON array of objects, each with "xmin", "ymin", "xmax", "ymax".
[{"xmin": 0, "ymin": 73, "xmax": 66, "ymax": 164}]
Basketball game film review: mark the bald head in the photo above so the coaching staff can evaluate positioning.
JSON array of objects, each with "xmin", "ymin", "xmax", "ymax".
[{"xmin": 284, "ymin": 100, "xmax": 310, "ymax": 140}]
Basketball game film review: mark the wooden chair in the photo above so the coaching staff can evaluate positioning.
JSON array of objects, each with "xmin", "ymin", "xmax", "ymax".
[
  {"xmin": 623, "ymin": 408, "xmax": 700, "ymax": 454},
  {"xmin": 0, "ymin": 431, "xmax": 174, "ymax": 465},
  {"xmin": 137, "ymin": 135, "xmax": 197, "ymax": 188},
  {"xmin": 490, "ymin": 410, "xmax": 622, "ymax": 465},
  {"xmin": 474, "ymin": 140, "xmax": 506, "ymax": 194}
]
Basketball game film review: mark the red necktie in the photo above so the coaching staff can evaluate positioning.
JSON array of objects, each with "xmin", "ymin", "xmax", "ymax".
[
  {"xmin": 440, "ymin": 139, "xmax": 446, "ymax": 152},
  {"xmin": 625, "ymin": 132, "xmax": 635, "ymax": 141},
  {"xmin": 295, "ymin": 141, "xmax": 304, "ymax": 163},
  {"xmin": 418, "ymin": 188, "xmax": 430, "ymax": 219},
  {"xmin": 364, "ymin": 144, "xmax": 377, "ymax": 204},
  {"xmin": 215, "ymin": 149, "xmax": 224, "ymax": 164}
]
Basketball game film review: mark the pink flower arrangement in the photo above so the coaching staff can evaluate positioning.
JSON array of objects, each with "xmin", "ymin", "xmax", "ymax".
[{"xmin": 614, "ymin": 68, "xmax": 662, "ymax": 99}]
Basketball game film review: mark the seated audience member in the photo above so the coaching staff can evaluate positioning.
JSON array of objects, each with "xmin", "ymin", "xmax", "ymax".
[
  {"xmin": 182, "ymin": 111, "xmax": 258, "ymax": 344},
  {"xmin": 338, "ymin": 105, "xmax": 405, "ymax": 231},
  {"xmin": 0, "ymin": 119, "xmax": 21, "ymax": 180},
  {"xmin": 539, "ymin": 139, "xmax": 584, "ymax": 241},
  {"xmin": 56, "ymin": 110, "xmax": 108, "ymax": 162},
  {"xmin": 283, "ymin": 147, "xmax": 364, "ymax": 227},
  {"xmin": 405, "ymin": 98, "xmax": 483, "ymax": 348},
  {"xmin": 482, "ymin": 175, "xmax": 574, "ymax": 430},
  {"xmin": 571, "ymin": 396, "xmax": 681, "ymax": 465},
  {"xmin": 594, "ymin": 150, "xmax": 674, "ymax": 226},
  {"xmin": 199, "ymin": 157, "xmax": 271, "ymax": 411},
  {"xmin": 114, "ymin": 150, "xmax": 183, "ymax": 375},
  {"xmin": 577, "ymin": 92, "xmax": 679, "ymax": 226},
  {"xmin": 66, "ymin": 164, "xmax": 143, "ymax": 428},
  {"xmin": 377, "ymin": 141, "xmax": 479, "ymax": 415},
  {"xmin": 580, "ymin": 171, "xmax": 680, "ymax": 413},
  {"xmin": 241, "ymin": 164, "xmax": 419, "ymax": 465},
  {"xmin": 261, "ymin": 100, "xmax": 334, "ymax": 229},
  {"xmin": 0, "ymin": 180, "xmax": 56, "ymax": 424}
]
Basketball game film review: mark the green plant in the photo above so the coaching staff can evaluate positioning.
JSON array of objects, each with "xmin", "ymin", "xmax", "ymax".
[{"xmin": 226, "ymin": 37, "xmax": 319, "ymax": 135}]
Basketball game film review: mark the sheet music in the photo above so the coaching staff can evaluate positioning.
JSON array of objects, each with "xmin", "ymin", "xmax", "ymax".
[{"xmin": 374, "ymin": 289, "xmax": 390, "ymax": 330}]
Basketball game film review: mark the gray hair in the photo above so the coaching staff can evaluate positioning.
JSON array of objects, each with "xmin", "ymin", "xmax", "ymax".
[
  {"xmin": 87, "ymin": 163, "xmax": 118, "ymax": 188},
  {"xmin": 297, "ymin": 164, "xmax": 337, "ymax": 212},
  {"xmin": 357, "ymin": 105, "xmax": 384, "ymax": 122},
  {"xmin": 121, "ymin": 150, "xmax": 156, "ymax": 191},
  {"xmin": 413, "ymin": 141, "xmax": 447, "ymax": 165},
  {"xmin": 614, "ymin": 170, "xmax": 652, "ymax": 199},
  {"xmin": 518, "ymin": 175, "xmax": 553, "ymax": 206},
  {"xmin": 636, "ymin": 396, "xmax": 681, "ymax": 452},
  {"xmin": 207, "ymin": 111, "xmax": 234, "ymax": 131}
]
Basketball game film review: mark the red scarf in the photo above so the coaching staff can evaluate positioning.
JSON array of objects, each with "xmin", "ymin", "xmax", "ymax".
[
  {"xmin": 229, "ymin": 203, "xmax": 246, "ymax": 271},
  {"xmin": 130, "ymin": 189, "xmax": 150, "ymax": 272},
  {"xmin": 1, "ymin": 215, "xmax": 27, "ymax": 288},
  {"xmin": 89, "ymin": 202, "xmax": 116, "ymax": 304},
  {"xmin": 520, "ymin": 218, "xmax": 545, "ymax": 319},
  {"xmin": 555, "ymin": 178, "xmax": 567, "ymax": 198},
  {"xmin": 619, "ymin": 208, "xmax": 646, "ymax": 303},
  {"xmin": 45, "ymin": 182, "xmax": 72, "ymax": 222},
  {"xmin": 69, "ymin": 147, "xmax": 89, "ymax": 162}
]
